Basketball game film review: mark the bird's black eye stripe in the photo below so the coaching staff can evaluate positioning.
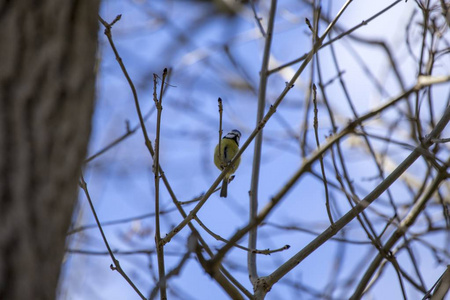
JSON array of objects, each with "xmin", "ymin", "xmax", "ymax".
[{"xmin": 223, "ymin": 135, "xmax": 240, "ymax": 146}]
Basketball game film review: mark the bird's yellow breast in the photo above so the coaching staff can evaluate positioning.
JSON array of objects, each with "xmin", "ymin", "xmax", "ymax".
[{"xmin": 214, "ymin": 138, "xmax": 241, "ymax": 174}]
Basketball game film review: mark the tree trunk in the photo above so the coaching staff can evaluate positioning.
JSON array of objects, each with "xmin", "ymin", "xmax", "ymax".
[{"xmin": 0, "ymin": 1, "xmax": 99, "ymax": 298}]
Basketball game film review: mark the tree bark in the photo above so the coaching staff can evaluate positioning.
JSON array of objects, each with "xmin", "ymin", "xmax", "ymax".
[{"xmin": 0, "ymin": 1, "xmax": 99, "ymax": 298}]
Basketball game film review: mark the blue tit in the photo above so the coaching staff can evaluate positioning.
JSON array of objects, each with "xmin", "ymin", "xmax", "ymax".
[{"xmin": 214, "ymin": 129, "xmax": 241, "ymax": 198}]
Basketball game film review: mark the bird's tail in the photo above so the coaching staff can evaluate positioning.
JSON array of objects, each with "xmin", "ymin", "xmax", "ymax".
[{"xmin": 220, "ymin": 177, "xmax": 228, "ymax": 198}]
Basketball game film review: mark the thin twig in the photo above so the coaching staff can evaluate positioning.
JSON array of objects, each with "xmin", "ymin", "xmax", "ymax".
[
  {"xmin": 194, "ymin": 216, "xmax": 290, "ymax": 255},
  {"xmin": 300, "ymin": 5, "xmax": 320, "ymax": 159},
  {"xmin": 79, "ymin": 173, "xmax": 146, "ymax": 300},
  {"xmin": 312, "ymin": 84, "xmax": 333, "ymax": 225},
  {"xmin": 84, "ymin": 108, "xmax": 155, "ymax": 163},
  {"xmin": 251, "ymin": 0, "xmax": 266, "ymax": 37},
  {"xmin": 218, "ymin": 97, "xmax": 223, "ymax": 159},
  {"xmin": 153, "ymin": 69, "xmax": 168, "ymax": 300},
  {"xmin": 265, "ymin": 222, "xmax": 371, "ymax": 245},
  {"xmin": 98, "ymin": 15, "xmax": 152, "ymax": 145}
]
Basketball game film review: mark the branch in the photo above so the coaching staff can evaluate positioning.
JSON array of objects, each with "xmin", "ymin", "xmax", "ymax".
[{"xmin": 249, "ymin": 0, "xmax": 278, "ymax": 286}]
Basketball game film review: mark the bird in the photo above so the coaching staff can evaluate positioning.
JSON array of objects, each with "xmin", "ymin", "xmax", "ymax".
[{"xmin": 214, "ymin": 129, "xmax": 241, "ymax": 197}]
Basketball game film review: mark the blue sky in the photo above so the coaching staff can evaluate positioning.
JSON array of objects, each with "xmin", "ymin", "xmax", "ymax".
[{"xmin": 60, "ymin": 1, "xmax": 450, "ymax": 299}]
